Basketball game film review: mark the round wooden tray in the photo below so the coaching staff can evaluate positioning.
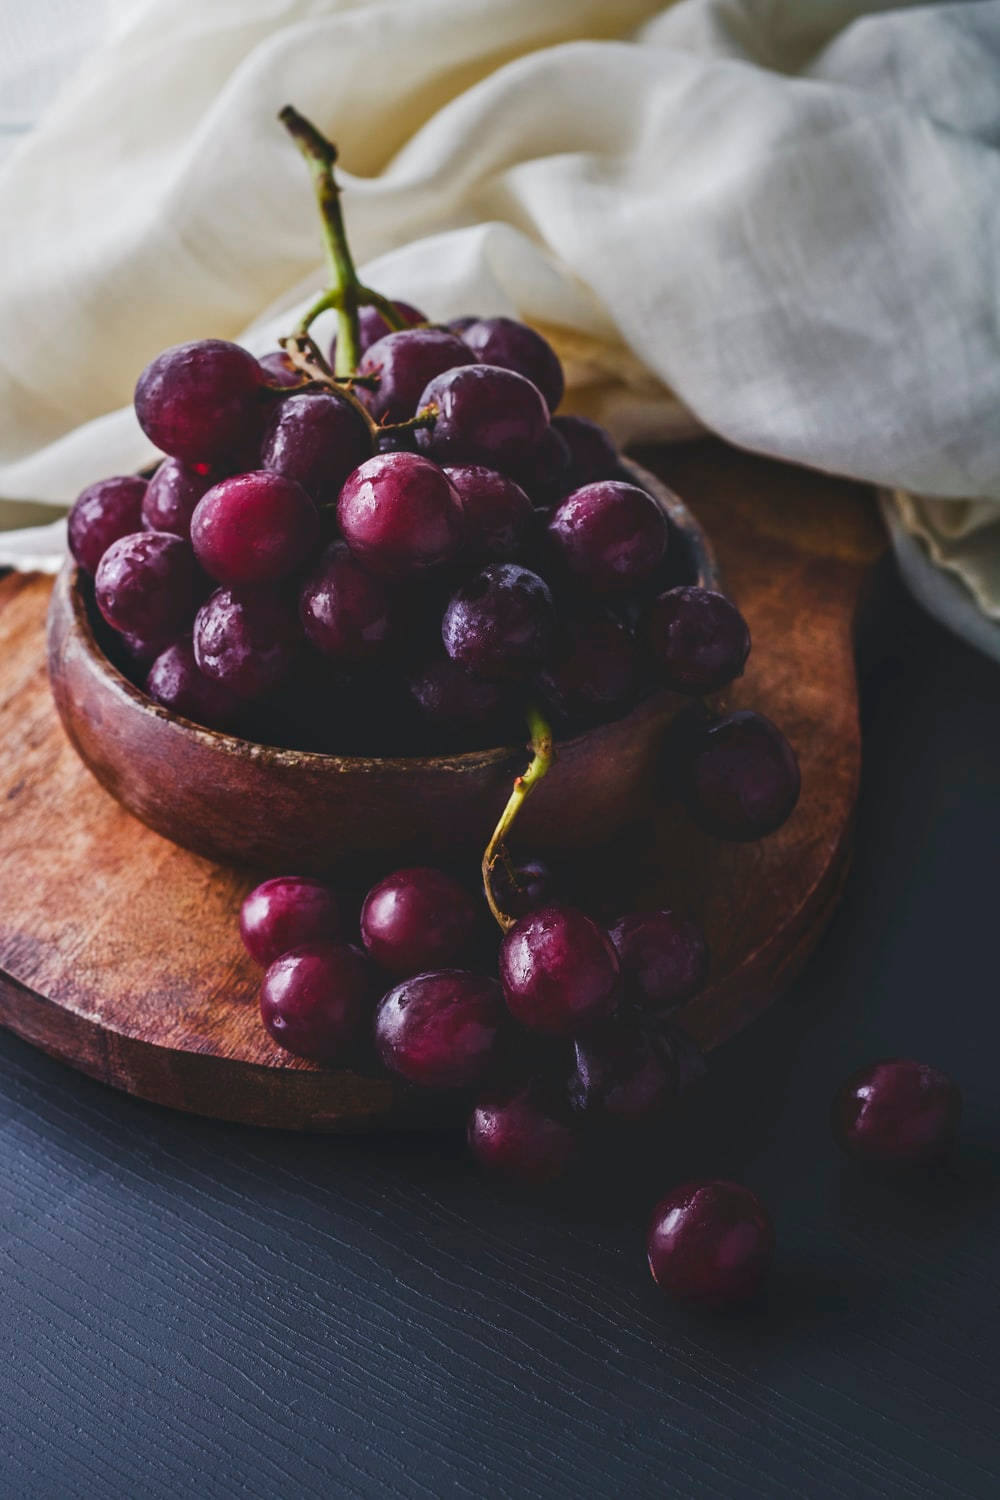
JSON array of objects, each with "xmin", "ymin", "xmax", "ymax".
[{"xmin": 0, "ymin": 440, "xmax": 883, "ymax": 1129}]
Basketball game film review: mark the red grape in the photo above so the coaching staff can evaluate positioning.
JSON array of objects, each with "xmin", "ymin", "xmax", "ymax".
[
  {"xmin": 337, "ymin": 453, "xmax": 463, "ymax": 578},
  {"xmin": 499, "ymin": 904, "xmax": 621, "ymax": 1037},
  {"xmin": 468, "ymin": 1081, "xmax": 578, "ymax": 1184},
  {"xmin": 609, "ymin": 909, "xmax": 708, "ymax": 1012},
  {"xmin": 191, "ymin": 471, "xmax": 319, "ymax": 586},
  {"xmin": 361, "ymin": 866, "xmax": 481, "ymax": 978},
  {"xmin": 416, "ymin": 364, "xmax": 549, "ymax": 468},
  {"xmin": 375, "ymin": 969, "xmax": 506, "ymax": 1088},
  {"xmin": 134, "ymin": 339, "xmax": 264, "ymax": 465},
  {"xmin": 142, "ymin": 458, "xmax": 216, "ymax": 540},
  {"xmin": 261, "ymin": 940, "xmax": 372, "ymax": 1062},
  {"xmin": 299, "ymin": 540, "xmax": 394, "ymax": 663},
  {"xmin": 145, "ymin": 638, "xmax": 239, "ymax": 730},
  {"xmin": 94, "ymin": 531, "xmax": 199, "ymax": 639},
  {"xmin": 260, "ymin": 390, "xmax": 371, "ymax": 504},
  {"xmin": 442, "ymin": 564, "xmax": 555, "ymax": 681},
  {"xmin": 68, "ymin": 476, "xmax": 148, "ymax": 575},
  {"xmin": 647, "ymin": 586, "xmax": 750, "ymax": 695},
  {"xmin": 686, "ymin": 711, "xmax": 800, "ymax": 840},
  {"xmin": 240, "ymin": 876, "xmax": 343, "ymax": 967},
  {"xmin": 647, "ymin": 1181, "xmax": 774, "ymax": 1306},
  {"xmin": 547, "ymin": 481, "xmax": 668, "ymax": 594},
  {"xmin": 193, "ymin": 586, "xmax": 301, "ymax": 699},
  {"xmin": 443, "ymin": 465, "xmax": 533, "ymax": 562},
  {"xmin": 462, "ymin": 316, "xmax": 564, "ymax": 414},
  {"xmin": 358, "ymin": 328, "xmax": 474, "ymax": 423},
  {"xmin": 832, "ymin": 1059, "xmax": 961, "ymax": 1166}
]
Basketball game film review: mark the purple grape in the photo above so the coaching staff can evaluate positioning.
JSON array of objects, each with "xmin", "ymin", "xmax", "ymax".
[
  {"xmin": 94, "ymin": 532, "xmax": 198, "ymax": 639},
  {"xmin": 416, "ymin": 365, "xmax": 550, "ymax": 469},
  {"xmin": 190, "ymin": 471, "xmax": 319, "ymax": 586},
  {"xmin": 337, "ymin": 452, "xmax": 464, "ymax": 579},
  {"xmin": 134, "ymin": 339, "xmax": 264, "ymax": 465},
  {"xmin": 405, "ymin": 655, "xmax": 511, "ymax": 736},
  {"xmin": 193, "ymin": 586, "xmax": 301, "ymax": 699},
  {"xmin": 686, "ymin": 710, "xmax": 800, "ymax": 840},
  {"xmin": 468, "ymin": 1081, "xmax": 578, "ymax": 1184},
  {"xmin": 547, "ymin": 481, "xmax": 668, "ymax": 594},
  {"xmin": 298, "ymin": 540, "xmax": 393, "ymax": 664},
  {"xmin": 647, "ymin": 586, "xmax": 750, "ymax": 695},
  {"xmin": 375, "ymin": 969, "xmax": 506, "ymax": 1089},
  {"xmin": 552, "ymin": 414, "xmax": 620, "ymax": 486},
  {"xmin": 499, "ymin": 904, "xmax": 621, "ymax": 1037},
  {"xmin": 261, "ymin": 940, "xmax": 372, "ymax": 1063},
  {"xmin": 832, "ymin": 1059, "xmax": 962, "ymax": 1166},
  {"xmin": 145, "ymin": 638, "xmax": 239, "ymax": 730},
  {"xmin": 358, "ymin": 328, "xmax": 474, "ymax": 423},
  {"xmin": 447, "ymin": 316, "xmax": 479, "ymax": 335},
  {"xmin": 68, "ymin": 476, "xmax": 148, "ymax": 575},
  {"xmin": 487, "ymin": 856, "xmax": 553, "ymax": 919},
  {"xmin": 141, "ymin": 458, "xmax": 216, "ymax": 540},
  {"xmin": 508, "ymin": 423, "xmax": 572, "ymax": 506},
  {"xmin": 120, "ymin": 629, "xmax": 174, "ymax": 665},
  {"xmin": 361, "ymin": 866, "xmax": 481, "ymax": 978},
  {"xmin": 443, "ymin": 465, "xmax": 533, "ymax": 562},
  {"xmin": 240, "ymin": 875, "xmax": 343, "ymax": 966},
  {"xmin": 647, "ymin": 1181, "xmax": 774, "ymax": 1306},
  {"xmin": 609, "ymin": 909, "xmax": 708, "ymax": 1012},
  {"xmin": 330, "ymin": 299, "xmax": 425, "ymax": 365},
  {"xmin": 536, "ymin": 611, "xmax": 638, "ymax": 725},
  {"xmin": 568, "ymin": 1019, "xmax": 678, "ymax": 1126},
  {"xmin": 462, "ymin": 316, "xmax": 565, "ymax": 414},
  {"xmin": 442, "ymin": 563, "xmax": 554, "ymax": 681},
  {"xmin": 258, "ymin": 350, "xmax": 305, "ymax": 388},
  {"xmin": 260, "ymin": 390, "xmax": 371, "ymax": 503}
]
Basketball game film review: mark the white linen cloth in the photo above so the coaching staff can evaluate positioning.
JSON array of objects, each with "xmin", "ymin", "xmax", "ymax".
[{"xmin": 0, "ymin": 0, "xmax": 997, "ymax": 652}]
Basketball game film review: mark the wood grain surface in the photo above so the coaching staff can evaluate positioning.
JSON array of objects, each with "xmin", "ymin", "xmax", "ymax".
[{"xmin": 0, "ymin": 441, "xmax": 883, "ymax": 1128}]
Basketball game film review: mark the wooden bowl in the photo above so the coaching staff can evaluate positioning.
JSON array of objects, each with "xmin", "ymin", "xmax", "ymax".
[{"xmin": 46, "ymin": 461, "xmax": 718, "ymax": 872}]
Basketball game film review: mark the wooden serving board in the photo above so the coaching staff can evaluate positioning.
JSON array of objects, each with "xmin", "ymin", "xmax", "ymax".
[{"xmin": 0, "ymin": 441, "xmax": 883, "ymax": 1129}]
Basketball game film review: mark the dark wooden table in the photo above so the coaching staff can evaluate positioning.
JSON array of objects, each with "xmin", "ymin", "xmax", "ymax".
[{"xmin": 0, "ymin": 555, "xmax": 997, "ymax": 1499}]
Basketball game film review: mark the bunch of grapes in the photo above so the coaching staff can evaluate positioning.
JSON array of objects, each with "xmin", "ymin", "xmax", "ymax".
[{"xmin": 64, "ymin": 108, "xmax": 832, "ymax": 1305}]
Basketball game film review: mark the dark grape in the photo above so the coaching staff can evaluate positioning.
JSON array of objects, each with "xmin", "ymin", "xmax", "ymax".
[
  {"xmin": 120, "ymin": 629, "xmax": 173, "ymax": 665},
  {"xmin": 260, "ymin": 940, "xmax": 372, "ymax": 1062},
  {"xmin": 647, "ymin": 1181, "xmax": 774, "ymax": 1306},
  {"xmin": 94, "ymin": 532, "xmax": 198, "ymax": 639},
  {"xmin": 134, "ymin": 339, "xmax": 264, "ymax": 465},
  {"xmin": 358, "ymin": 328, "xmax": 474, "ymax": 423},
  {"xmin": 568, "ymin": 1018, "xmax": 678, "ymax": 1126},
  {"xmin": 405, "ymin": 655, "xmax": 511, "ymax": 737},
  {"xmin": 330, "ymin": 299, "xmax": 425, "ymax": 365},
  {"xmin": 240, "ymin": 875, "xmax": 343, "ymax": 967},
  {"xmin": 609, "ymin": 909, "xmax": 708, "ymax": 1012},
  {"xmin": 260, "ymin": 390, "xmax": 371, "ymax": 503},
  {"xmin": 552, "ymin": 414, "xmax": 620, "ymax": 486},
  {"xmin": 145, "ymin": 638, "xmax": 239, "ymax": 730},
  {"xmin": 443, "ymin": 465, "xmax": 533, "ymax": 562},
  {"xmin": 499, "ymin": 904, "xmax": 621, "ymax": 1037},
  {"xmin": 462, "ymin": 316, "xmax": 565, "ymax": 414},
  {"xmin": 258, "ymin": 350, "xmax": 305, "ymax": 388},
  {"xmin": 337, "ymin": 452, "xmax": 463, "ymax": 578},
  {"xmin": 507, "ymin": 423, "xmax": 572, "ymax": 506},
  {"xmin": 647, "ymin": 586, "xmax": 750, "ymax": 694},
  {"xmin": 299, "ymin": 540, "xmax": 394, "ymax": 663},
  {"xmin": 536, "ymin": 611, "xmax": 638, "ymax": 725},
  {"xmin": 416, "ymin": 364, "xmax": 549, "ymax": 469},
  {"xmin": 488, "ymin": 856, "xmax": 553, "ymax": 919},
  {"xmin": 375, "ymin": 969, "xmax": 506, "ymax": 1088},
  {"xmin": 547, "ymin": 481, "xmax": 668, "ymax": 594},
  {"xmin": 361, "ymin": 866, "xmax": 481, "ymax": 978},
  {"xmin": 468, "ymin": 1081, "xmax": 578, "ymax": 1184},
  {"xmin": 686, "ymin": 710, "xmax": 800, "ymax": 840},
  {"xmin": 832, "ymin": 1059, "xmax": 961, "ymax": 1166},
  {"xmin": 142, "ymin": 458, "xmax": 218, "ymax": 540},
  {"xmin": 193, "ymin": 586, "xmax": 301, "ymax": 699},
  {"xmin": 68, "ymin": 476, "xmax": 148, "ymax": 575},
  {"xmin": 442, "ymin": 564, "xmax": 554, "ymax": 681},
  {"xmin": 191, "ymin": 470, "xmax": 319, "ymax": 586}
]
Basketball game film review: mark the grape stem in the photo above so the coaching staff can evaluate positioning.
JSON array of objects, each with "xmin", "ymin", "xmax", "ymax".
[
  {"xmin": 277, "ymin": 332, "xmax": 438, "ymax": 448},
  {"xmin": 482, "ymin": 705, "xmax": 554, "ymax": 932},
  {"xmin": 280, "ymin": 106, "xmax": 409, "ymax": 375}
]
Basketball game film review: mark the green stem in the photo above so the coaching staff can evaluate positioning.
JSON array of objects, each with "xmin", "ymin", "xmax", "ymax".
[
  {"xmin": 280, "ymin": 105, "xmax": 363, "ymax": 373},
  {"xmin": 482, "ymin": 705, "xmax": 554, "ymax": 932}
]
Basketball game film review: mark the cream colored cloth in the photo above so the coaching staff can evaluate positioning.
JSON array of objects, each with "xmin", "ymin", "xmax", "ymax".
[{"xmin": 0, "ymin": 1, "xmax": 998, "ymax": 651}]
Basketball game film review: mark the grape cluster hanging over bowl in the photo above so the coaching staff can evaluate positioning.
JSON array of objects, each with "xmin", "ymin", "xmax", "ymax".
[{"xmin": 58, "ymin": 109, "xmax": 804, "ymax": 1305}]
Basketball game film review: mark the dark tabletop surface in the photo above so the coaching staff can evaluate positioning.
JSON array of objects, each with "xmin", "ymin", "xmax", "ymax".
[{"xmin": 1, "ymin": 554, "xmax": 997, "ymax": 1500}]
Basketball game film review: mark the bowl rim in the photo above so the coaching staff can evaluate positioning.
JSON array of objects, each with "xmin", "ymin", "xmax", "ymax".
[{"xmin": 56, "ymin": 457, "xmax": 719, "ymax": 774}]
